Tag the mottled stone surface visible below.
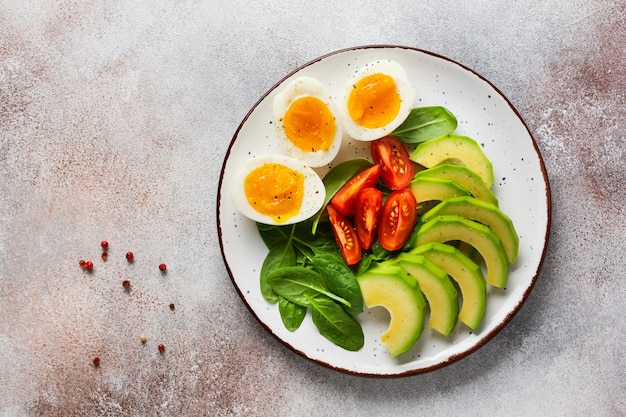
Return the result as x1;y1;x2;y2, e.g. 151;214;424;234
0;1;624;416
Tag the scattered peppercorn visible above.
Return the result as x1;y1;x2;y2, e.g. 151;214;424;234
84;261;94;271
122;280;130;289
158;344;165;352
158;263;167;272
101;241;109;250
79;259;86;269
92;357;100;366
169;303;175;310
125;252;134;261
139;334;147;343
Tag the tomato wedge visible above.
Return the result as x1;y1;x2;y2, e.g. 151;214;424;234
354;187;383;250
327;205;361;266
378;188;418;251
371;136;415;190
331;164;381;216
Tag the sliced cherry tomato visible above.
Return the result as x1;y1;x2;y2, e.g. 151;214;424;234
327;204;361;266
354;187;383;250
331;164;381;217
378;188;418;251
371;136;415;190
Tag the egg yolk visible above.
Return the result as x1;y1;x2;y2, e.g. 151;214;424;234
283;96;336;152
244;163;305;223
347;73;400;129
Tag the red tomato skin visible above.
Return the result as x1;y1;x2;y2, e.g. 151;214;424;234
327;205;362;266
331;164;381;217
378;188;418;251
354;187;383;250
371;136;415;190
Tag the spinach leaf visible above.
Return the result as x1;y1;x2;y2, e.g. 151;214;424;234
266;267;351;308
299;234;339;258
256;205;366;351
371;239;393;260
311;158;373;234
392;106;457;144
257;223;293;249
278;296;307;331
354;240;397;276
307;295;364;351
311;253;363;317
290;223;339;261
259;221;331;253
355;253;377;276
260;240;296;302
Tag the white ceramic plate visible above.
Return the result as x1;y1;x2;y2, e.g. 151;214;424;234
217;45;551;377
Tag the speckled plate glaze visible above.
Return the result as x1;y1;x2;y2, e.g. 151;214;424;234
217;45;551;377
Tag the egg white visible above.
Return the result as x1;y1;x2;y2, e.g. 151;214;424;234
273;76;342;167
340;59;415;142
231;154;326;226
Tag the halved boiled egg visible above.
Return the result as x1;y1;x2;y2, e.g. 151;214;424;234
231;154;326;225
273;76;342;167
340;59;415;141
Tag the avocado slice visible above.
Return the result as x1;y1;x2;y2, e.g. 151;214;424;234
409;176;470;207
395;253;459;336
357;264;426;357
413;214;509;288
414;164;499;207
411;242;486;330
410;134;494;187
421;196;519;263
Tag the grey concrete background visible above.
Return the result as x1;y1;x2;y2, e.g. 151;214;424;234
1;1;624;416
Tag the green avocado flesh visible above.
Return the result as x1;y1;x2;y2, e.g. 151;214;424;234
357;264;426;357
414;164;499;207
413;214;509;288
420;196;519;263
395;253;459;336
409;176;470;206
410;134;494;188
411;242;486;330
